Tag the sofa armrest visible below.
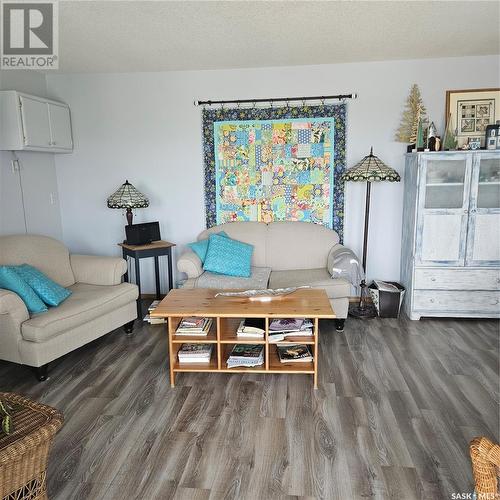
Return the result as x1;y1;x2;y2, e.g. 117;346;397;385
0;289;28;364
70;254;127;286
177;250;203;279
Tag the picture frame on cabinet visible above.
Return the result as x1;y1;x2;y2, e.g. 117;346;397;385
445;88;500;148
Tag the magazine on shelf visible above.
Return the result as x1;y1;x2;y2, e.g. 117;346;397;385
236;318;265;338
180;316;206;328
227;344;264;368
268;328;313;343
268;318;313;339
269;318;305;332
176;317;213;336
229;344;264;359
178;343;213;363
277;344;313;363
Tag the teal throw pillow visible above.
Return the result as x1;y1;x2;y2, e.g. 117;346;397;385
12;264;71;307
0;266;47;314
188;231;229;263
203;234;253;278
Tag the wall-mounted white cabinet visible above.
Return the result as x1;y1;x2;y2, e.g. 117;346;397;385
0;91;73;153
401;151;500;320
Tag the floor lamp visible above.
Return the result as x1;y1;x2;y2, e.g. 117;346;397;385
341;148;401;318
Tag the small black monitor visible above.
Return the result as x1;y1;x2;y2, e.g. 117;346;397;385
125;222;161;245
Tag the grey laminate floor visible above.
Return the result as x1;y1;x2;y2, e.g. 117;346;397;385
0;315;498;500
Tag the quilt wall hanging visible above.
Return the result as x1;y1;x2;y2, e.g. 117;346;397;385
202;104;346;241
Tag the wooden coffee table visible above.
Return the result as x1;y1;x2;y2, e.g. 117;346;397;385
150;288;336;388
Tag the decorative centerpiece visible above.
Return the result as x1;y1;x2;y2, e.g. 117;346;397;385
215;286;310;301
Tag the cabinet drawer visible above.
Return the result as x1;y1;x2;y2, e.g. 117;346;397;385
413;290;500;314
414;268;500;290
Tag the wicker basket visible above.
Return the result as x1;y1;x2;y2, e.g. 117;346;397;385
0;393;63;500
470;436;500;499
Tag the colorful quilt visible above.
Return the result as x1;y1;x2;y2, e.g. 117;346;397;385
202;104;346;241
214;118;335;227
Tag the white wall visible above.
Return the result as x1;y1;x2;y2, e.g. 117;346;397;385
46;55;499;292
0;70;63;240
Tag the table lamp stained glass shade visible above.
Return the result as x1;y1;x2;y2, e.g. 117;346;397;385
107;180;149;225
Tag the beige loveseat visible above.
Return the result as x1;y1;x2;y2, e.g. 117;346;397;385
177;221;353;329
0;235;138;380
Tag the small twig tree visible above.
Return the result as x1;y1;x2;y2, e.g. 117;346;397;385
395;84;427;144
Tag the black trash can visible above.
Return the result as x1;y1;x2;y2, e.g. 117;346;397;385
368;281;405;318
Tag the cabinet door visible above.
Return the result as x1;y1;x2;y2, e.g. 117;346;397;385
466;153;500;266
48;102;73;150
416;154;472;266
19;95;51;149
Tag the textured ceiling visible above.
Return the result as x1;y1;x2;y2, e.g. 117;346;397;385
57;1;500;73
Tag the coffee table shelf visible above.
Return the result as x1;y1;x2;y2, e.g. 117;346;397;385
150;288;335;388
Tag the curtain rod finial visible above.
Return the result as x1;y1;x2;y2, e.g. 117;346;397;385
193;100;200;106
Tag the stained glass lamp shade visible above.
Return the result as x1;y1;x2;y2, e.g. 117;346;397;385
341;148;401;318
342;147;401;182
107;180;149;225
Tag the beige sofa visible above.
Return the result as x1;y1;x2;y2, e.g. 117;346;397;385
0;235;138;380
177;221;353;330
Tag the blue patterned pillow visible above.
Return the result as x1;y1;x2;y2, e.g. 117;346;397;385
0;266;47;314
188;231;228;263
203;234;253;277
12;264;71;307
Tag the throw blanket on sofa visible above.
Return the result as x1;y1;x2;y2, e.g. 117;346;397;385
202;104;347;241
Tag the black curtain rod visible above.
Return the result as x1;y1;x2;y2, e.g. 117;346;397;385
193;93;357;106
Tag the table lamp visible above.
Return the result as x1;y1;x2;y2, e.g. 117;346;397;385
107;180;149;225
341;148;401;318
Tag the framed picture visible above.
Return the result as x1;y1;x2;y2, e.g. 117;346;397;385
445;88;500;147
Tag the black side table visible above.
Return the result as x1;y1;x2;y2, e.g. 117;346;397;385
119;240;176;318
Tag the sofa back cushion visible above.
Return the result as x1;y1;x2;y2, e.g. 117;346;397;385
0;235;75;287
198;222;268;267
267;221;340;270
197;221;340;271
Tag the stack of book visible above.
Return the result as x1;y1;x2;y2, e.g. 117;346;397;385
227;344;264;368
143;300;165;324
236;318;265;338
268;318;313;342
177;344;213;363
175;317;213;336
277;344;313;363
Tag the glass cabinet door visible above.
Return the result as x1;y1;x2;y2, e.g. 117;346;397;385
466;153;500;265
416;154;472;265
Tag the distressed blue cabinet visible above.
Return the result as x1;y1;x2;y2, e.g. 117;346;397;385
401;151;500;320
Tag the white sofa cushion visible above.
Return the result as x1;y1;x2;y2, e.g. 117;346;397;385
21;282;138;342
0;234;75;287
269;269;350;299
193;266;271;290
198;222;268;267
266;221;340;270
